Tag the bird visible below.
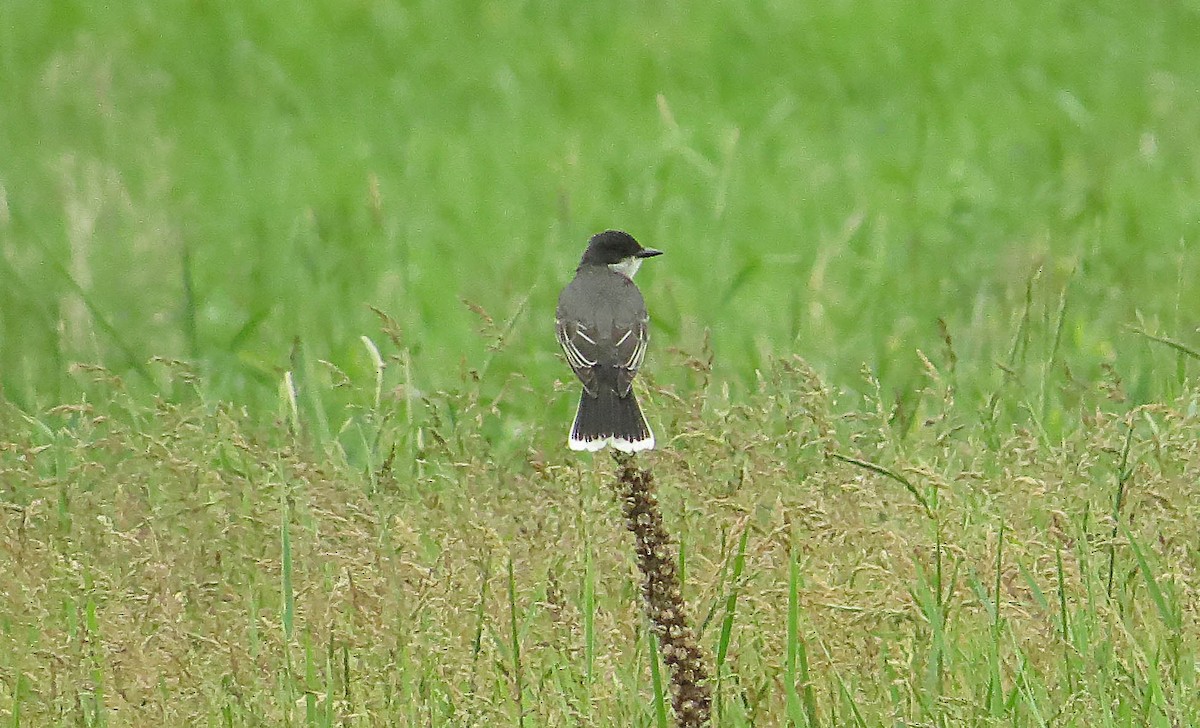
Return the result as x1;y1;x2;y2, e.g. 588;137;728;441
556;230;663;452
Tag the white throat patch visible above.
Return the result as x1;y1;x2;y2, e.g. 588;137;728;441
608;256;642;279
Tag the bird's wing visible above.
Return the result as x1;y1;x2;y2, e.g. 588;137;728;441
556;317;599;396
613;315;649;397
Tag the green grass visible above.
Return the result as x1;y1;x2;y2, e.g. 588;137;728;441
2;0;1200;725
3;365;1199;725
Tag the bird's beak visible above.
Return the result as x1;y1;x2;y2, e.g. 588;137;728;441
636;248;664;258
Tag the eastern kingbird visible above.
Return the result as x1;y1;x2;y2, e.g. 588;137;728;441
556;230;662;452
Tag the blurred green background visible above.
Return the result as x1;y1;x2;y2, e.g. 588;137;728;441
2;0;1199;434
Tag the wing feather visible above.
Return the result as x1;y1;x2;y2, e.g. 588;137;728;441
556;318;599;395
614;316;649;396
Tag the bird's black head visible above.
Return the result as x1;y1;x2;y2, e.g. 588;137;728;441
579;230;663;267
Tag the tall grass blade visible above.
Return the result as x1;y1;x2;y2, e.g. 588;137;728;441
281;474;295;641
507;558;525;727
45;254;156;386
648;631;669;728
583;545;595;702
1055;546;1074;692
1106;424;1135;599
466;554;491;708
1040;272;1073;423
715;525;750;720
304;632;318;726
1133;328;1200;362
830;453;931;516
180;241;198;359
786;543;818;727
1121;526;1178;631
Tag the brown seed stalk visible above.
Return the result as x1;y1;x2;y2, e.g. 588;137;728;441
612;453;711;727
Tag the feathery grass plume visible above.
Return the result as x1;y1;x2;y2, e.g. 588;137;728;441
612;453;711;726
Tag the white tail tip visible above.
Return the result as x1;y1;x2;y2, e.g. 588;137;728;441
569;434;655;452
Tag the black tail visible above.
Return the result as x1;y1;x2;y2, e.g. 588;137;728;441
569;387;654;452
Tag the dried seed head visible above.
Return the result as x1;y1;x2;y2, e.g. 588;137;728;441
613;457;711;726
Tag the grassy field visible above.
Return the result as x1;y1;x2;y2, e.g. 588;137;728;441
2;0;1200;725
